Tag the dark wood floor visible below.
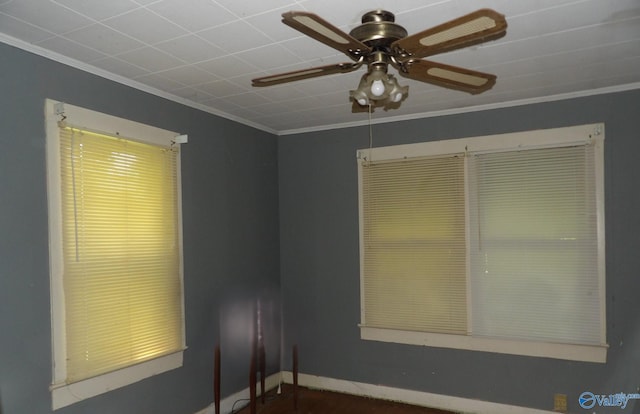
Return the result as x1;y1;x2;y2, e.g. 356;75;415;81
233;384;454;414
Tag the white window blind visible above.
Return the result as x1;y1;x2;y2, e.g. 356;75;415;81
358;124;606;362
361;155;467;334
468;145;601;345
59;125;183;382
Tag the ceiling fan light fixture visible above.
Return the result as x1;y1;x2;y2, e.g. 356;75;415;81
350;75;371;106
391;90;404;103
387;75;409;103
350;69;408;107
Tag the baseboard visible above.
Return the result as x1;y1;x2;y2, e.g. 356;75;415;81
279;371;554;414
194;370;554;414
194;372;282;414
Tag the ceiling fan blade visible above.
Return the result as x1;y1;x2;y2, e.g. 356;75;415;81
400;60;496;94
282;11;372;60
392;9;507;60
252;62;361;87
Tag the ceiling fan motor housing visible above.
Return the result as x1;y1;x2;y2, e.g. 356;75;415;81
349;10;408;48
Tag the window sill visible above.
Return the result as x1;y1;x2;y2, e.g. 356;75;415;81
360;326;607;363
50;350;183;410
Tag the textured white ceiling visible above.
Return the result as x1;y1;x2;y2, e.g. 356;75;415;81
1;0;639;134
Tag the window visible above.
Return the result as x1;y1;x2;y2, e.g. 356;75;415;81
357;124;607;363
46;100;186;409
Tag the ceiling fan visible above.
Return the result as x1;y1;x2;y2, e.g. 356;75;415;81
252;9;507;112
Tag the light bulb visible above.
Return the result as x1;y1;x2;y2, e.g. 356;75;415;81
370;79;385;97
357;98;368;106
392;92;403;102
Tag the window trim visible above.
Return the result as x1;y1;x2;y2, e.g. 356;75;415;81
45;99;186;409
357;124;607;363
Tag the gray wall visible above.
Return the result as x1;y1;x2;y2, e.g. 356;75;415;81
278;90;640;412
3;38;640;414
0;43;280;414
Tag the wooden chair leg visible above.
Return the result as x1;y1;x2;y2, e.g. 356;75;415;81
250;300;259;414
249;346;257;414
293;345;299;410
259;343;266;404
214;345;221;414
